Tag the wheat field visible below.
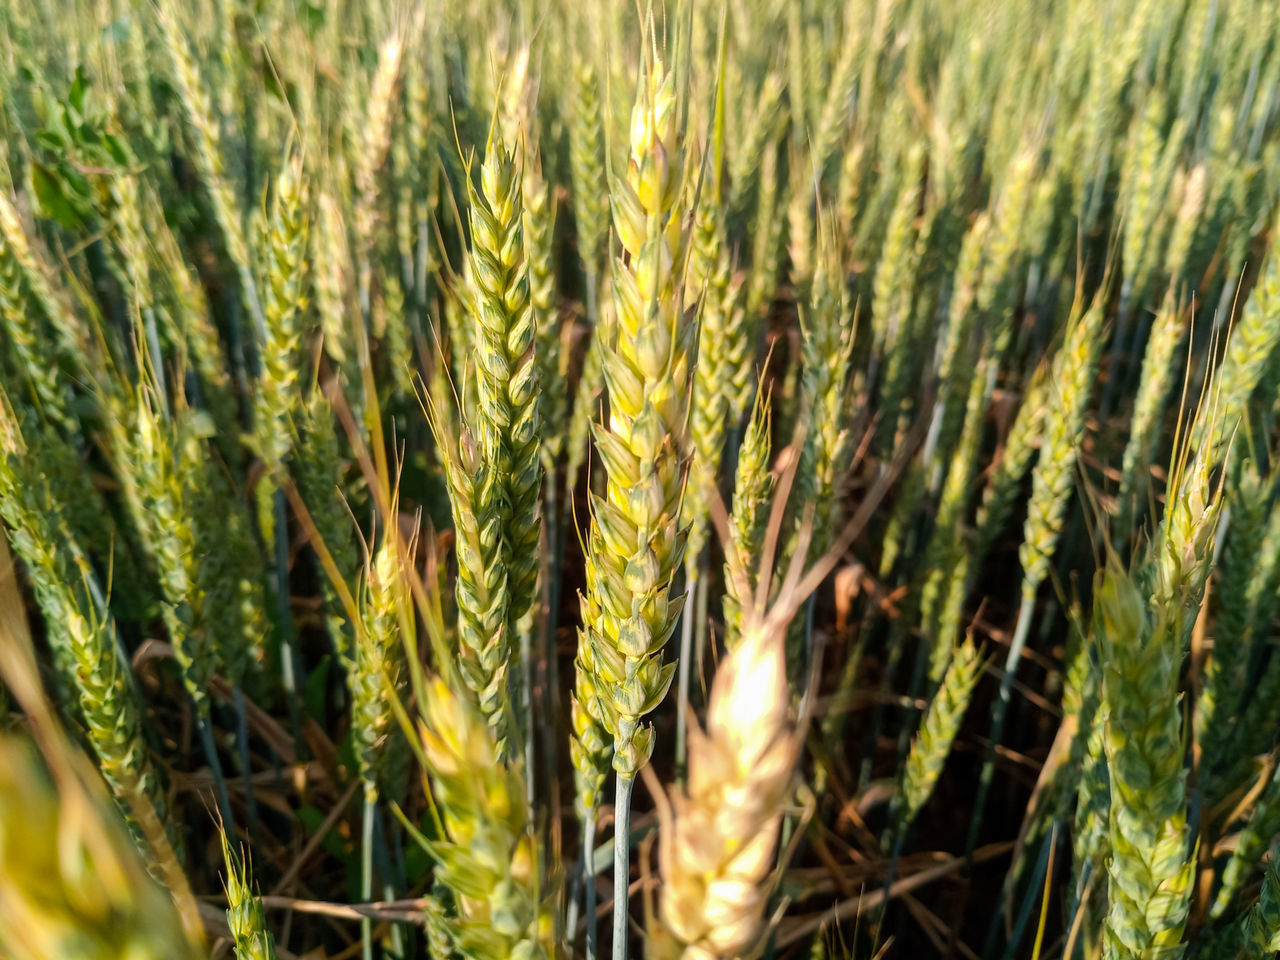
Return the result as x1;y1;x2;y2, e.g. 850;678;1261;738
1;1;1280;959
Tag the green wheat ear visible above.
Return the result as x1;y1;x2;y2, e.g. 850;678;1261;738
1096;554;1196;960
220;832;279;960
723;382;774;648
581;57;692;780
900;635;982;827
415;674;552;957
466;127;543;644
0;400;172;863
1238;859;1280;959
433;407;519;758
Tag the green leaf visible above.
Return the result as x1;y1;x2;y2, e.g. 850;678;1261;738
303;654;331;722
296;804;348;862
30;161;83;230
68;65;87;116
33;130;66;153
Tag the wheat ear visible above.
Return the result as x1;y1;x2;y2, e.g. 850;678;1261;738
723;386;774;648
580;55;693;960
415;675;551;957
469;129;543;642
220;832;279;960
654;623;798;960
1095;556;1195;960
900;635;982;828
0;737;203;960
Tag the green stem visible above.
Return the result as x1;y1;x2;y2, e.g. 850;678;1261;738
585;809;598;959
274;489;302;741
613;774;634;960
693;566;709;693
197;712;235;833
376;807;407;959
521;614;535;809
542;471;564;803
675;568;695;777
992;821;1059;960
361;795;375;960
233;684;259;844
966;592;1035;861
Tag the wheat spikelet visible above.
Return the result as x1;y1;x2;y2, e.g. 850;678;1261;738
0;215;71;431
145;186;238;437
974;360;1050;559
127;390;217;716
157;6;262;331
789;237;855;570
314;189;355;367
1119;97;1182;312
978;146;1038;361
566;317;605;485
296;397;362;665
685;197;735;582
1198;224;1280;463
423;887;457;960
785;166;815;296
1071;647;1110;931
352;33;403;278
813;10;860;178
1096;535;1207;960
1196;464;1269;786
653;624;798;960
726;72;785;238
927;212;990;481
872;147;925;437
0;190;82;368
746;139;785;325
353;534;408;802
1212;763;1280;921
1236;859;1280;959
523;158;565;467
1164;164;1208;285
920;356;989;679
570;60;608;286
